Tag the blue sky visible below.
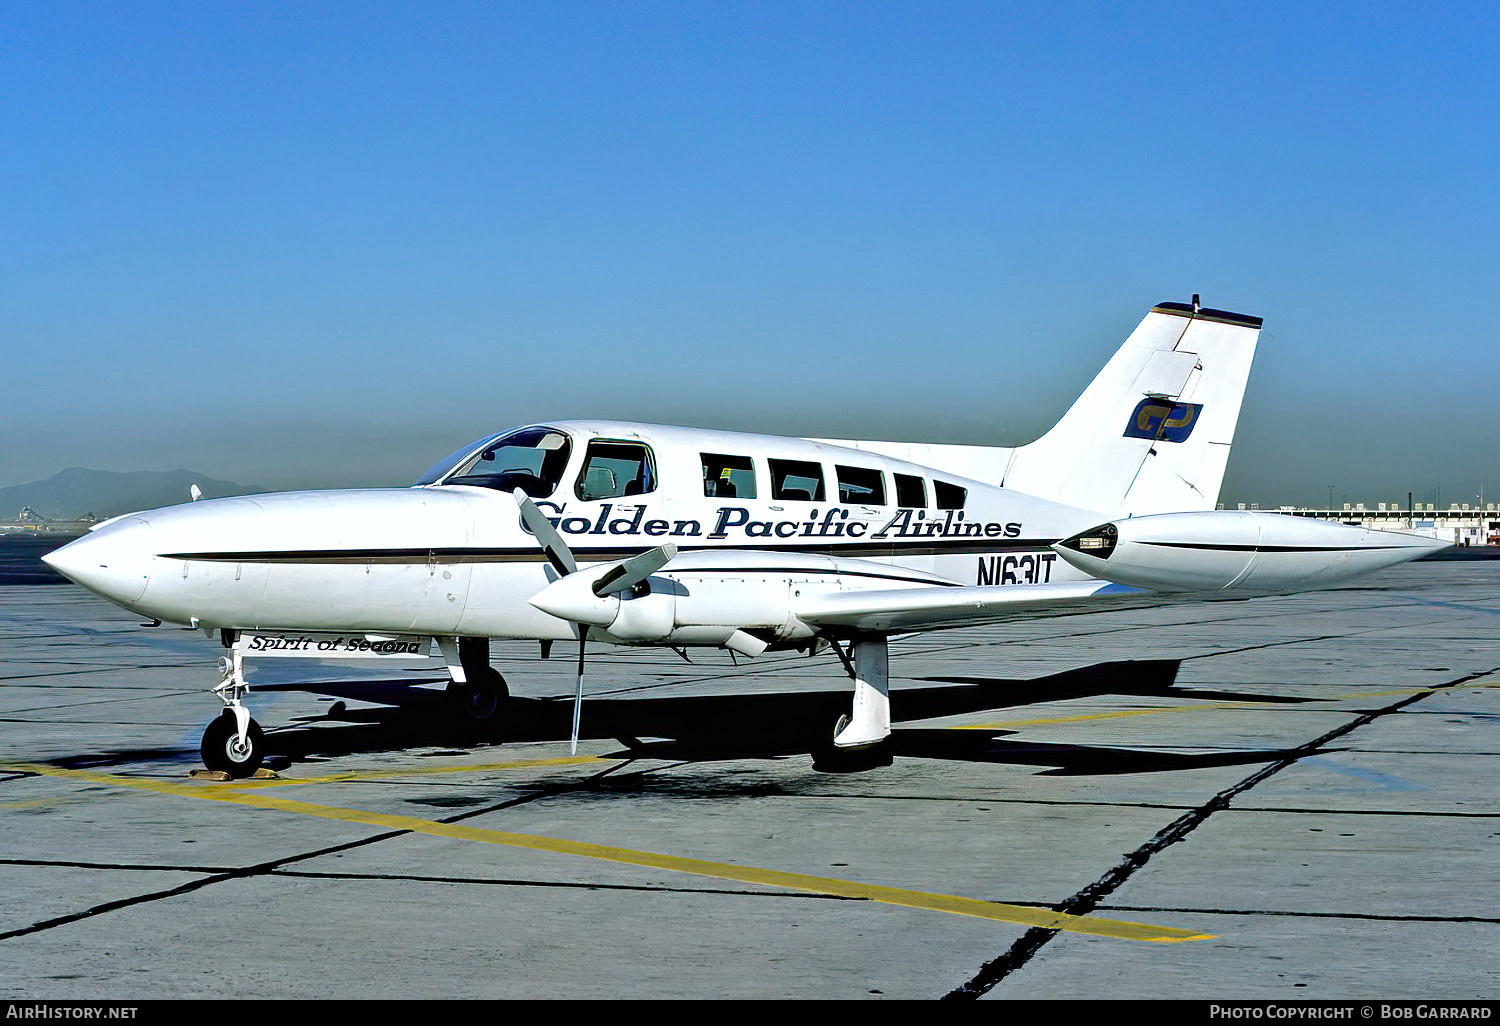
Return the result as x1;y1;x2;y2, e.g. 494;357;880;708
5;1;1497;508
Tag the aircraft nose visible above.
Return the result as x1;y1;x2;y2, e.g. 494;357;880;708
42;517;154;607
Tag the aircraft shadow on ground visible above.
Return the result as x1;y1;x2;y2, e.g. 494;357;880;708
230;657;1321;777
43;658;1323;777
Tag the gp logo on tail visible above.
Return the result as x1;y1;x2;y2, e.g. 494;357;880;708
1123;399;1203;442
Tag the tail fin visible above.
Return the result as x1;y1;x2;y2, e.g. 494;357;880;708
1000;300;1261;516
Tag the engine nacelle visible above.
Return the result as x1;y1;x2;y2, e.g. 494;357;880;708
1053;511;1445;592
528;548;956;650
527;569;794;648
604;590;677;641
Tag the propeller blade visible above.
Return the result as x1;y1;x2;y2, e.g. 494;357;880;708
591;543;677;597
570;631;586;755
514;488;577;576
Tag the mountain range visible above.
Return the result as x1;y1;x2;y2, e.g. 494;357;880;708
0;468;264;520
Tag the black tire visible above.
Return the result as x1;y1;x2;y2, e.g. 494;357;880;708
812;742;893;774
201;713;264;778
447;667;510;722
811;714;892;773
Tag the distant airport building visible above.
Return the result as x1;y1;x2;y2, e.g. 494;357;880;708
1;510;97;536
1221;502;1500;547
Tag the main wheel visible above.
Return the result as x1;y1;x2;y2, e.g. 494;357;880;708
201;713;264;777
812;713;892;773
447;667;510;721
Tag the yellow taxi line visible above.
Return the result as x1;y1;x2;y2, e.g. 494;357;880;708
0;796;64;811
3;760;1211;944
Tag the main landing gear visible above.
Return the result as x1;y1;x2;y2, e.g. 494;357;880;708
443;636;511;727
814;634;894;773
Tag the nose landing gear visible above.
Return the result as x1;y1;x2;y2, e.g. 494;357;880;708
200;632;265;779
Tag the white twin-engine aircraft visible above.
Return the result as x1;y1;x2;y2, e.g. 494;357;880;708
44;299;1443;776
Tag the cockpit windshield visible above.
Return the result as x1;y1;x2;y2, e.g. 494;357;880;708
424;427;574;498
413;434;505;486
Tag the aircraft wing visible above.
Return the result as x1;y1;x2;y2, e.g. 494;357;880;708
791;580;1143;633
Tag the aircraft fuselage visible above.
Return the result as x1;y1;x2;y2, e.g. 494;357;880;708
44;420;1105;642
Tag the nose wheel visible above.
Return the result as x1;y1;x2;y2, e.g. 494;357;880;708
201;711;264;777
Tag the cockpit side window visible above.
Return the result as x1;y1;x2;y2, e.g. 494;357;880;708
440;427;573;498
576;440;657;501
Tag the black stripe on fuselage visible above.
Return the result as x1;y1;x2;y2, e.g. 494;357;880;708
156;548;964;588
159;537;1062;566
1138;541;1408;553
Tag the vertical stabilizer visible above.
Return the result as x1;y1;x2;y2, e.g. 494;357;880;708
1001;300;1261;516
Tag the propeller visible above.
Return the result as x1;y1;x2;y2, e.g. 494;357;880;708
514;488;576;577
513;489;676;754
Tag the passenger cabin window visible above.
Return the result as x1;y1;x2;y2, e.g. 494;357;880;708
702;453;756;499
934;480;967;510
438;427;573;498
836;465;886;505
768;458;825;501
577;440;656;500
894;473;926;508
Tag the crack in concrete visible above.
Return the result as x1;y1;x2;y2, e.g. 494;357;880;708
0;759;640;942
942;665;1500;1001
